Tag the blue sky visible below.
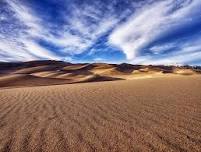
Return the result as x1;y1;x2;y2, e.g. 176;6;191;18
0;0;201;65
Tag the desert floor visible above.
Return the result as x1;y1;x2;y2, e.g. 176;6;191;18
0;75;200;152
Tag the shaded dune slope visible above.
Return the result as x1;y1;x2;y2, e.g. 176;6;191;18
0;60;200;88
0;74;70;88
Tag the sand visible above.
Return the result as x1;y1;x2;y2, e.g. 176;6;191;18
0;61;200;88
0;75;200;152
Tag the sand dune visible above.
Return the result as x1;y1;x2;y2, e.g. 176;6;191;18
0;60;200;88
0;74;70;88
13;65;59;74
0;76;200;151
173;69;196;75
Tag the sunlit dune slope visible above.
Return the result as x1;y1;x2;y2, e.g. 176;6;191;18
0;60;200;88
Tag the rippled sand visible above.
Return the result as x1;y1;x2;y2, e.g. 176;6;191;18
0;76;200;152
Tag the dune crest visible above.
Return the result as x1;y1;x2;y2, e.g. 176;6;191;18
0;60;200;88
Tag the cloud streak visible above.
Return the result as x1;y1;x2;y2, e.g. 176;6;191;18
109;0;201;64
0;0;201;65
0;0;60;61
0;0;125;61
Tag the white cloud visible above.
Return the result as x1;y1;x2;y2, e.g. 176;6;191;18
0;0;60;61
6;0;43;36
1;0;200;64
0;39;37;61
1;0;123;62
150;43;176;54
22;39;60;60
109;0;201;61
146;51;201;65
130;41;201;65
62;3;120;54
0;36;60;62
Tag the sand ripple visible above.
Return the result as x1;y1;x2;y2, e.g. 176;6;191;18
0;76;200;152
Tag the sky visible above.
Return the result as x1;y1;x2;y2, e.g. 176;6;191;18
0;0;201;65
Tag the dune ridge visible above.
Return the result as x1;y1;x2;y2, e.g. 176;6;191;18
0;60;200;151
0;60;200;88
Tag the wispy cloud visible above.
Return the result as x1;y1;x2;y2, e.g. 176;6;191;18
131;37;201;65
132;51;201;65
0;0;201;65
60;1;122;54
109;0;201;63
0;0;60;61
0;0;123;61
150;43;176;54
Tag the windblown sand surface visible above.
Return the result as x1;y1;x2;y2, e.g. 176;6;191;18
0;75;200;152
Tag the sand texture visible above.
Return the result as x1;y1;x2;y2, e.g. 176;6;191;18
0;76;200;152
0;60;201;88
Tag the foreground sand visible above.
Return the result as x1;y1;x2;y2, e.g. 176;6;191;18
0;76;201;152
